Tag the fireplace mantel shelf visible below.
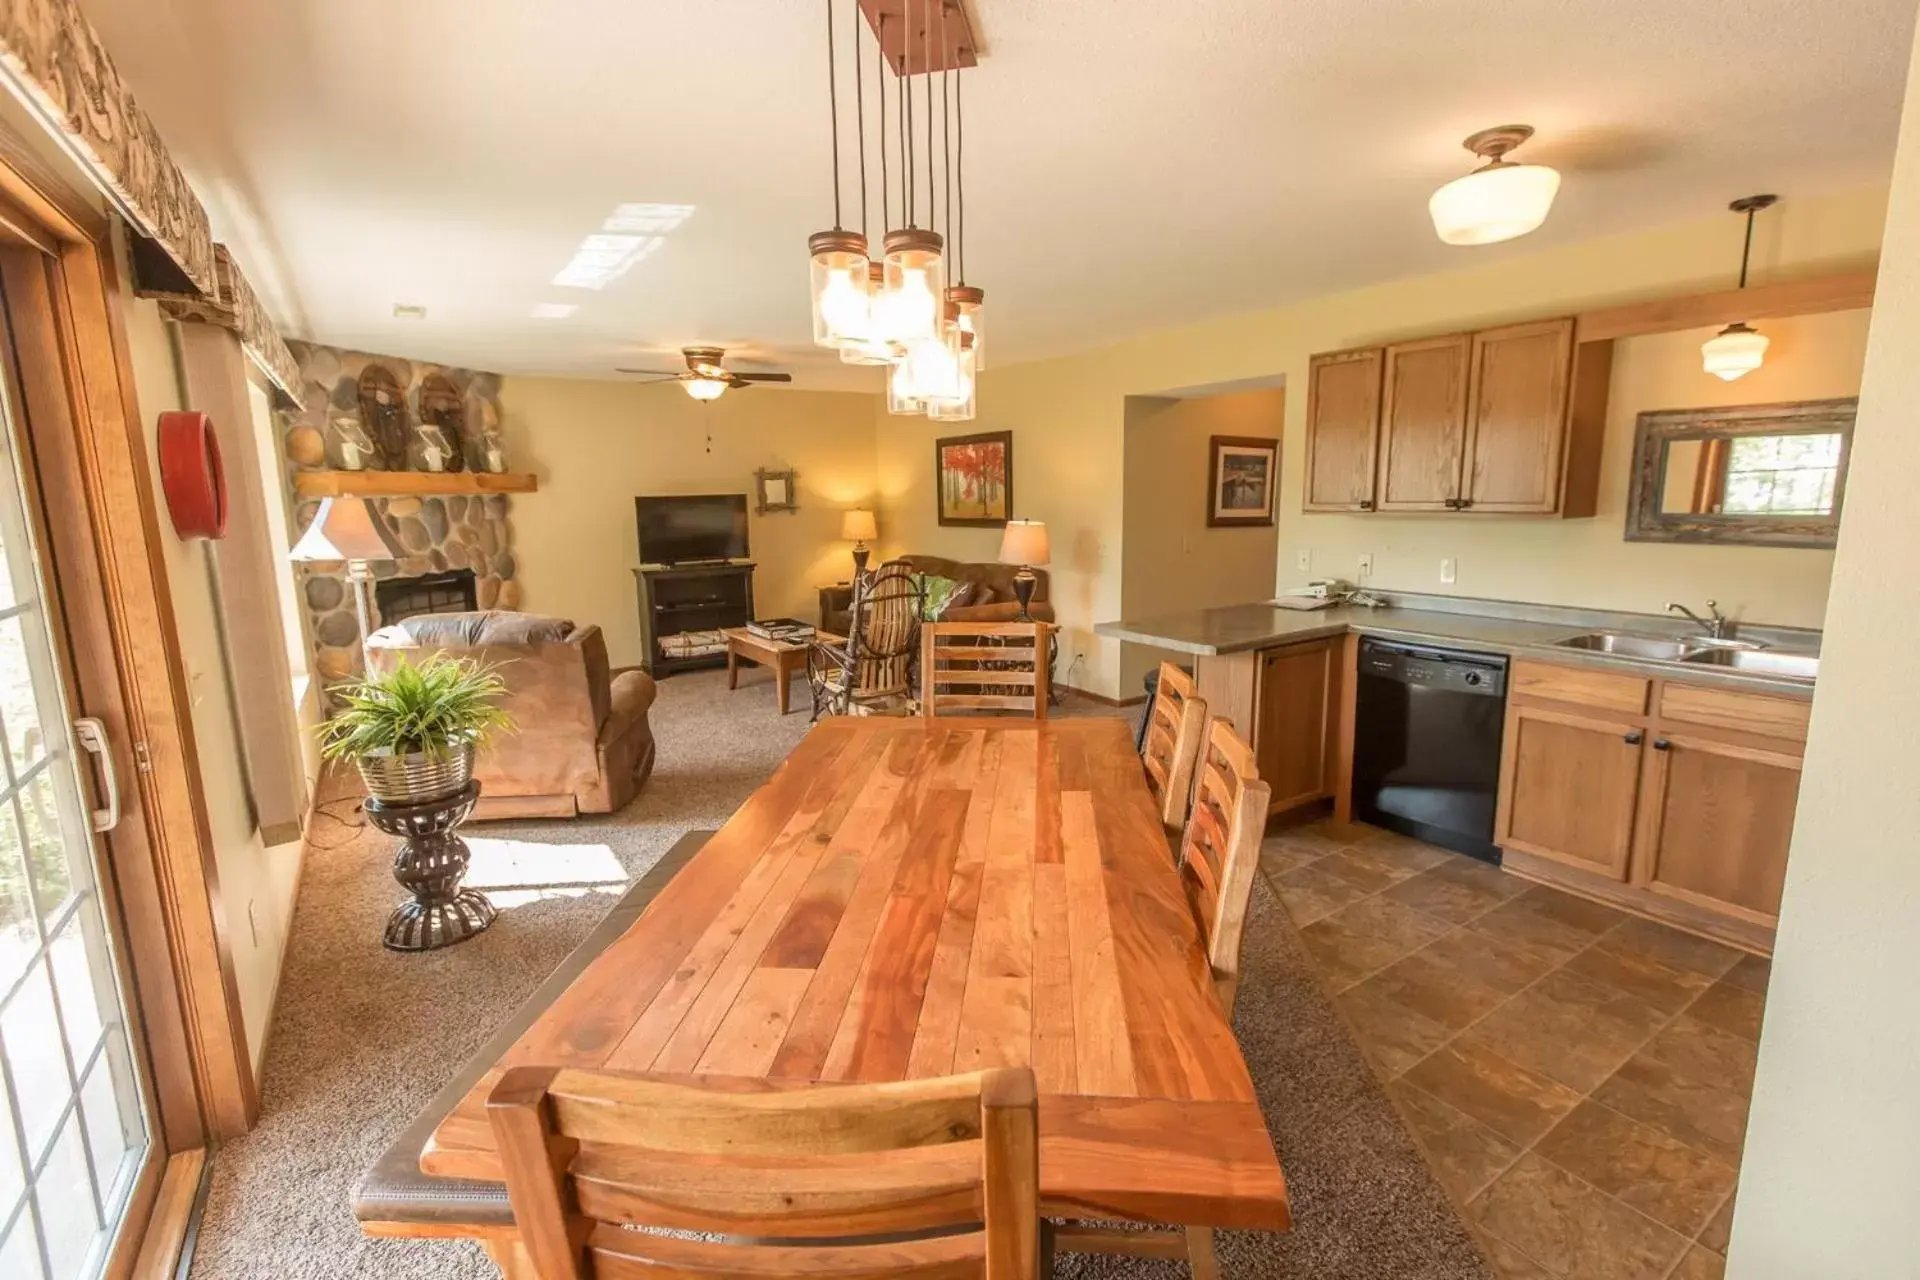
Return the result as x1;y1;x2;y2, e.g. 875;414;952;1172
293;470;538;500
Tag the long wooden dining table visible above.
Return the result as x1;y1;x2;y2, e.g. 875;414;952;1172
404;715;1289;1265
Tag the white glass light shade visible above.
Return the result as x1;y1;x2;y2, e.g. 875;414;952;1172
1701;323;1769;381
683;376;729;401
808;231;869;349
947;285;985;371
838;263;894;366
1429;163;1562;246
289;497;398;563
881;229;945;347
926;332;977;422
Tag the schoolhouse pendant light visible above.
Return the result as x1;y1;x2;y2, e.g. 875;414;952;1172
1429;125;1561;247
1701;194;1779;382
809;1;870;349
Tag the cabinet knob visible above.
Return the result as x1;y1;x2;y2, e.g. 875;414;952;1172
1443;497;1460;510
1358;499;1375;511
1624;731;1644;746
1460;498;1475;510
1653;738;1671;752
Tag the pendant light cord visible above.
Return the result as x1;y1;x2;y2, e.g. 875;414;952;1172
852;0;866;241
941;6;952;255
903;15;915;227
924;0;935;235
1737;206;1756;290
877;14;888;233
826;0;842;229
956;46;966;283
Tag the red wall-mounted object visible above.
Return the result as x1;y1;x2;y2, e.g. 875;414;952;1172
157;410;227;540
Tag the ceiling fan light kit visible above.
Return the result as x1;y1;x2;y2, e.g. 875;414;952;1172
813;0;984;421
1429;124;1562;246
1701;193;1780;381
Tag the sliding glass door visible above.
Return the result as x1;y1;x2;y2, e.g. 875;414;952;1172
0;278;151;1278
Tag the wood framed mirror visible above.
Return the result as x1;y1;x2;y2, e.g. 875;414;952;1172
1625;397;1855;548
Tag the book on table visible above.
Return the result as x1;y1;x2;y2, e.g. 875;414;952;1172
745;617;815;643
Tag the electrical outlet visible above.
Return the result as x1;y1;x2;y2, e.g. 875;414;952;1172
1358;552;1374;578
1295;549;1311;572
1440;557;1457;585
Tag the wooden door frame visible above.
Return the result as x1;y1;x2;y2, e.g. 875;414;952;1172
0;147;258;1268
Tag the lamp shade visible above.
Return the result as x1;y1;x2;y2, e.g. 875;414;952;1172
1701;323;1769;381
998;518;1050;567
288;497;398;563
840;508;878;542
1429;163;1561;246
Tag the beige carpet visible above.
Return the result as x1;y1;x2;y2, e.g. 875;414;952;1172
185;668;1491;1279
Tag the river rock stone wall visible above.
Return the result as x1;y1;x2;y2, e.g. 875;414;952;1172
277;341;519;684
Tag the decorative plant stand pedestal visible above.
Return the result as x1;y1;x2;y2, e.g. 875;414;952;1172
364;781;496;952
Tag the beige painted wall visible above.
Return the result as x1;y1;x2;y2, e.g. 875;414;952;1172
1728;22;1920;1273
1286;309;1867;626
498;378;879;669
121;290;303;1071
1120;388;1286;692
875;186;1886;699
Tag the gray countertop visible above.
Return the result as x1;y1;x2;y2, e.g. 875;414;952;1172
1095;599;1822;697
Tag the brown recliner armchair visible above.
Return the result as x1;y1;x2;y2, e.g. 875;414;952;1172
820;555;1053;634
364;612;657;820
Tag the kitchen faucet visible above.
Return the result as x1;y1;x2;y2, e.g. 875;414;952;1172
1667;599;1730;640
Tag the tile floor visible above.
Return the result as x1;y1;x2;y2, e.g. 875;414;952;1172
1264;821;1768;1280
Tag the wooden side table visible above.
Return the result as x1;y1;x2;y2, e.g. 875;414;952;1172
723;627;844;715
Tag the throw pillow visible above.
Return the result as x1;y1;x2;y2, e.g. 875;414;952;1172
916;574;973;620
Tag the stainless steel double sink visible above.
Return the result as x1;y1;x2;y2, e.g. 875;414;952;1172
1554;632;1820;680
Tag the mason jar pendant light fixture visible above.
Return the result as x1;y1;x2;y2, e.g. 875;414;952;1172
1429;125;1562;246
1701;194;1779;382
808;0;869;349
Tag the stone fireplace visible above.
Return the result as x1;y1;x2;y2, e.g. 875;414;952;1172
276;340;522;685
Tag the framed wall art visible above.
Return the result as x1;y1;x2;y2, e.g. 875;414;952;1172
1207;435;1278;527
935;430;1013;527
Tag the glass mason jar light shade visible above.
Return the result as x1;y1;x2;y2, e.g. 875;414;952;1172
809;230;870;349
1429;162;1561;246
839;262;895;366
927;332;977;422
887;355;927;415
947;284;985;371
881;228;945;347
1701;322;1769;381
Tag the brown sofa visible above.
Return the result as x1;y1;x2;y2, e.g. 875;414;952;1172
820;555;1054;635
364;612;657;820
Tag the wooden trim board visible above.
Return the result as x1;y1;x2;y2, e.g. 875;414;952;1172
293;469;537;499
1574;268;1877;343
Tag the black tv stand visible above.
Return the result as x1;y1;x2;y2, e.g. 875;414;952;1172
634;562;756;676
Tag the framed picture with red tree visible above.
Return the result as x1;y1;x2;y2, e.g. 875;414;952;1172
934;430;1013;527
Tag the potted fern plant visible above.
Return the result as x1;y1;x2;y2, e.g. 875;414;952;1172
318;654;515;805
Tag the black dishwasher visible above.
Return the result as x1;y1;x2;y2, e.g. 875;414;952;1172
1352;639;1509;863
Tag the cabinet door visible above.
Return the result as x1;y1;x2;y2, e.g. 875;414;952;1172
1494;703;1644;880
1257;639;1336;811
1462;318;1574;513
1377;334;1470;511
1631;731;1801;927
1303;348;1383;511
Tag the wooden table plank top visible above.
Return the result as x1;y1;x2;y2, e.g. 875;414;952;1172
421;717;1288;1230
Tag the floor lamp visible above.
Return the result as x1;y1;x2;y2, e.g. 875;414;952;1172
289;496;399;665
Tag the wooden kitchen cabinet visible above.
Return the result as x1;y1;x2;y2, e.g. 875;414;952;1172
1196;636;1343;815
1494;658;1807;953
1495;703;1644;881
1462;318;1574;512
1300;314;1599;517
1302;348;1383;511
1257;639;1339;811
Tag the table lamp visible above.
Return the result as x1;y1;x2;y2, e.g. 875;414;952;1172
998;518;1050;622
841;507;879;577
289;496;400;661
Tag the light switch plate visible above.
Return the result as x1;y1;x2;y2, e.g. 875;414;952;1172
1440;557;1457;585
1358;552;1374;578
1296;549;1311;572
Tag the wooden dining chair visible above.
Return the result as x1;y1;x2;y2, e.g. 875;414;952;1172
1057;719;1268;1280
486;1065;1042;1280
1140;663;1208;846
1180;718;1271;1020
921;621;1050;719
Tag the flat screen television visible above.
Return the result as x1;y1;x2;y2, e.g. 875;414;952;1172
636;494;750;565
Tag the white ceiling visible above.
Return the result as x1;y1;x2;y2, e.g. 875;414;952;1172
81;0;1915;389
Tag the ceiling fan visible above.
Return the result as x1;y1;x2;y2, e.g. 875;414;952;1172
616;346;793;401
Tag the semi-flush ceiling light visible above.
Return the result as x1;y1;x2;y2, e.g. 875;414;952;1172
1429;125;1561;247
683;376;729;402
1701;194;1779;382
